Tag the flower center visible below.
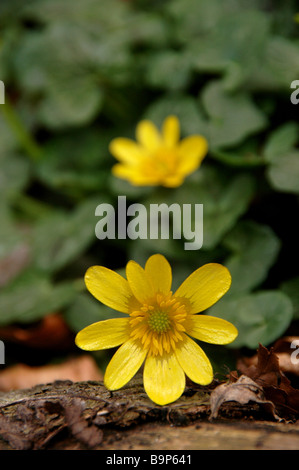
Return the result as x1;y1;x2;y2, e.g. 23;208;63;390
142;148;178;179
148;310;171;333
129;292;188;357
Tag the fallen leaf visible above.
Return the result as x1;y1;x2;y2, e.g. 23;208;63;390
0;355;103;391
0;313;74;350
210;374;279;420
237;344;299;418
237;343;281;387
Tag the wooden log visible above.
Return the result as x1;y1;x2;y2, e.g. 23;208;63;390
0;375;298;450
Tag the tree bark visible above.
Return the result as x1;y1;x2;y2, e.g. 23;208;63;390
0;374;298;450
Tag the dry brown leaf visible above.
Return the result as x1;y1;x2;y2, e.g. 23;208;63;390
0;355;103;391
237;343;281;387
210;374;279;420
0;313;74;350
237;344;299;418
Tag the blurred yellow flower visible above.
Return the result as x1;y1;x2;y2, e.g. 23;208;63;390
75;254;238;405
109;115;208;187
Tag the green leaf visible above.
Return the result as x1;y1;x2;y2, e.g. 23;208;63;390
35;128;111;196
13;24;104;129
145;50;191;91
266;150;299;194
0;153;31;201
31;198;101;273
168;167;255;250
208;291;293;349
166;0;222;43
39;75;103;130
223;220;281;295
64;292;125;333
144;94;208;137
0;204;27;259
200;80;267;149
187;9;269;84
280;277;299;320
125;12;170;47
0;110;32;200
0;114;19;154
211;144;265;168
167;0;269;56
22;0;133;31
128;167;255;252
263;122;299;160
0;271;77;325
249;37;299;90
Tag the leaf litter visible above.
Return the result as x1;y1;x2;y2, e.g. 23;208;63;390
210;343;299;421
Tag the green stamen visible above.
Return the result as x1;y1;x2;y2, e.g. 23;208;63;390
148;310;170;333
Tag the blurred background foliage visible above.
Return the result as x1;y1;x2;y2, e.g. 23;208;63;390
0;0;299;377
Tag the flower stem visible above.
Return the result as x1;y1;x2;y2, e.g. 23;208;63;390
14;194;53;219
1;99;42;161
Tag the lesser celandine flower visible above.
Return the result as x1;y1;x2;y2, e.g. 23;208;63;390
109;115;208;188
75;254;238;406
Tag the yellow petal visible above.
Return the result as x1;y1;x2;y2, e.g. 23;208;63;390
112;164;158;186
109;138;144;164
104;338;147;390
175;334;213;385
85;266;133;313
175;263;231;314
136;119;161;151
145;254;172;295
162;115;180;148
126;260;155;303
111;163;134;180
75;318;130;351
177;135;208;174
189;315;238;344
162;174;185;187
143;352;185;405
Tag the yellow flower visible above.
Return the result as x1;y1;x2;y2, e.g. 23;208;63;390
109;115;208;188
75;254;238;405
